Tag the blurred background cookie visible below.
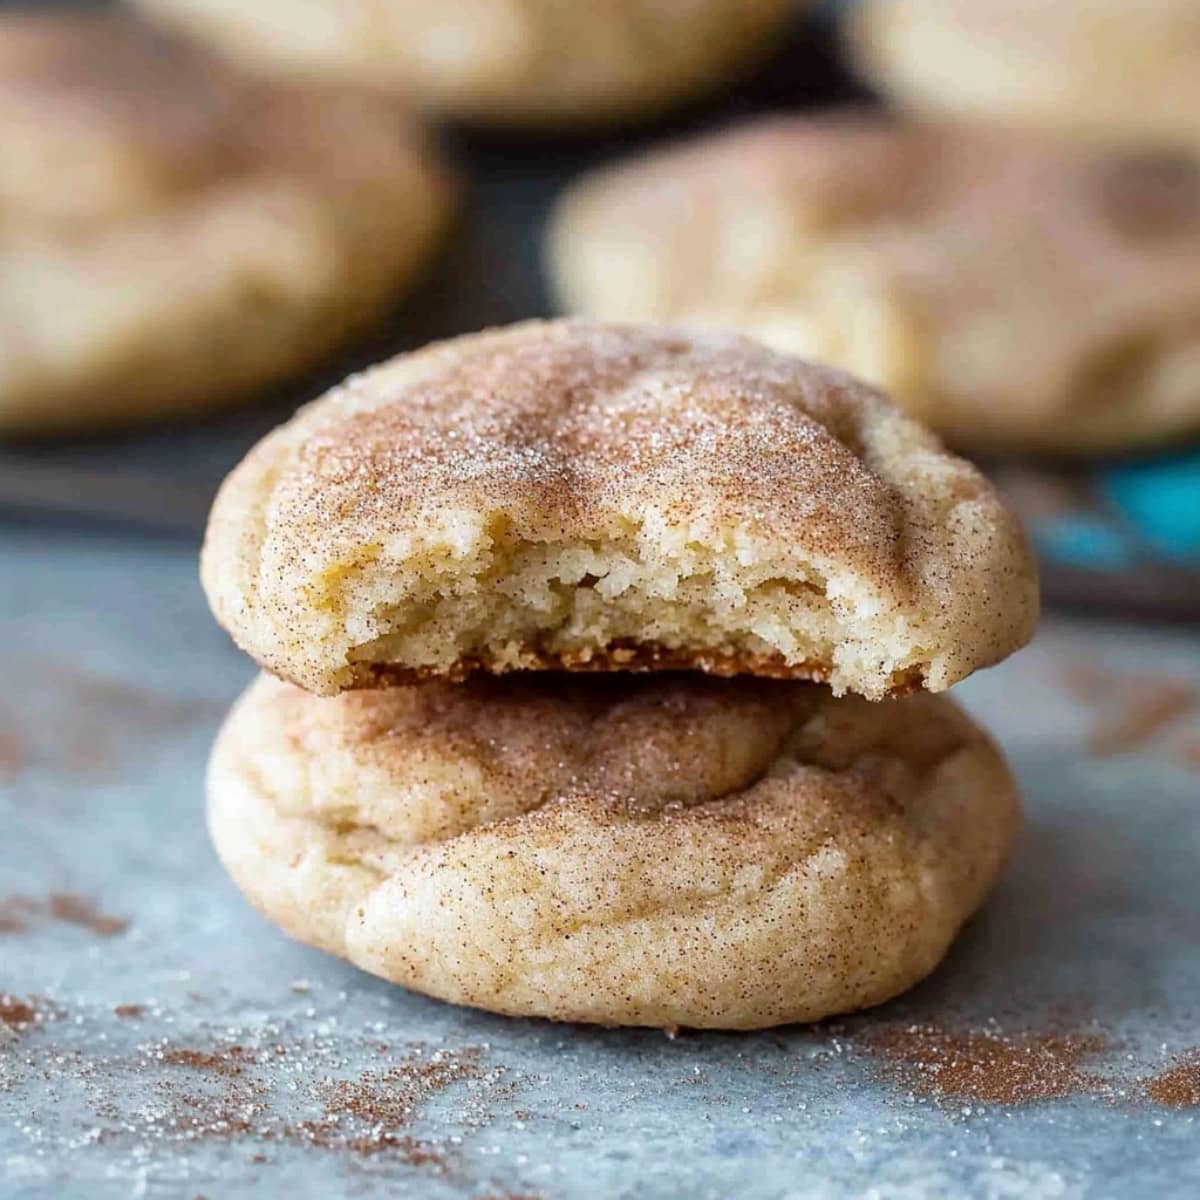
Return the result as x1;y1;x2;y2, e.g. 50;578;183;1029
131;0;801;129
549;115;1200;456
208;671;1020;1029
848;0;1200;151
0;12;454;435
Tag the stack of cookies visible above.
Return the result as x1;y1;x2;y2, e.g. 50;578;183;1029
201;320;1038;1030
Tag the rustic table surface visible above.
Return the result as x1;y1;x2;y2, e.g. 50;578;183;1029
1;523;1199;1200
3;6;1200;1196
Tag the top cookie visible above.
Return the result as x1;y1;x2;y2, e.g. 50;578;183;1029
0;13;452;434
549;114;1200;455
202;321;1037;698
133;0;799;129
849;0;1200;151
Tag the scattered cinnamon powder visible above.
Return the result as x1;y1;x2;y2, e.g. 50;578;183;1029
1060;665;1196;757
48;893;128;936
861;1022;1106;1104
0;893;127;937
48;664;223;778
321;1050;482;1128
1088;686;1197;756
0;895;37;934
1145;1052;1200;1107
7;1024;508;1176
161;1047;248;1076
262;1048;489;1167
1178;735;1200;771
0;994;38;1029
0;657;224;782
0;726;27;776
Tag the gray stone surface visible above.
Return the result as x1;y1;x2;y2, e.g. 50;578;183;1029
2;525;1199;1199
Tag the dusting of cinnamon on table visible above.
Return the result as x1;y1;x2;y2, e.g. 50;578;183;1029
1060;664;1196;756
1145;1052;1200;1107
0;994;39;1029
48;893;128;936
860;1021;1106;1104
0;892;128;937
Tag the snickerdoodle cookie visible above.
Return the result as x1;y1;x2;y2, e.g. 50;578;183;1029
0;13;453;434
208;671;1020;1029
848;0;1200;151
549;115;1200;455
132;0;799;129
200;321;1037;699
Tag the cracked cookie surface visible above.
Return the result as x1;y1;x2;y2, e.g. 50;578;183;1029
201;320;1037;699
0;12;452;433
208;671;1020;1029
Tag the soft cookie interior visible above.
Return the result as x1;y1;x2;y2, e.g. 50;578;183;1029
202;322;1038;698
329;516;930;695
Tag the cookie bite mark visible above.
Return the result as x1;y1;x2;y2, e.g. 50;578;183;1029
343;642;926;697
202;321;1037;698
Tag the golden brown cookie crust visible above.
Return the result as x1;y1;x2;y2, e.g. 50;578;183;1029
341;641;924;695
201;321;1037;699
209;672;1021;1029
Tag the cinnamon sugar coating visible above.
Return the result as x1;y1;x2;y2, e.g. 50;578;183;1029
549;114;1200;454
133;0;799;129
849;0;1200;152
208;671;1020;1029
202;321;1037;698
0;12;453;433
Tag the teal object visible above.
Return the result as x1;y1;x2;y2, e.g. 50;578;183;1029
1102;455;1200;563
1032;514;1134;571
5;526;1200;1199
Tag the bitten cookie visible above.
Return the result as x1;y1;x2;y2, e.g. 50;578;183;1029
208;671;1021;1030
0;13;453;434
848;0;1200;151
549;115;1200;455
133;0;799;129
200;321;1037;699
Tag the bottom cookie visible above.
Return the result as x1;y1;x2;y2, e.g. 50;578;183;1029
207;672;1019;1030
